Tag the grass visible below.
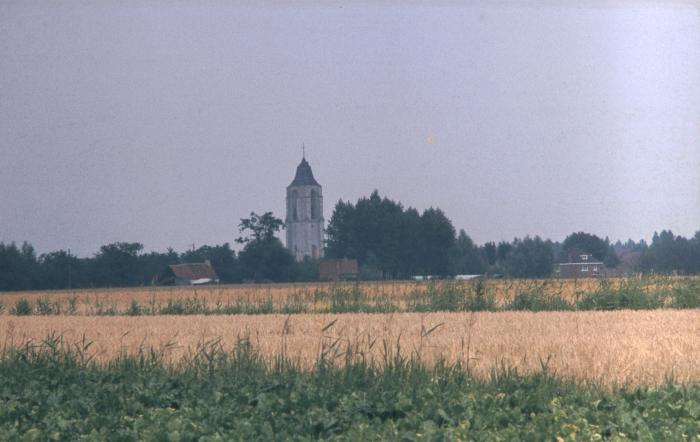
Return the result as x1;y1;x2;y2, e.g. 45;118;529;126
1;334;699;440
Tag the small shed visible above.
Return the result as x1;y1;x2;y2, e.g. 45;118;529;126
160;261;219;285
319;258;359;281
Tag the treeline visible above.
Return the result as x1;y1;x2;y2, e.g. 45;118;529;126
325;191;699;279
1;191;699;291
0;212;318;291
0;240;323;292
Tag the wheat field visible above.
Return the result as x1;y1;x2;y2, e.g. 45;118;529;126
0;276;690;314
3;310;699;387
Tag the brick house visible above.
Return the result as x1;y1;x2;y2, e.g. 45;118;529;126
554;254;605;278
319;258;359;281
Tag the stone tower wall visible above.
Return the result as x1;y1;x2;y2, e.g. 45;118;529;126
286;184;324;260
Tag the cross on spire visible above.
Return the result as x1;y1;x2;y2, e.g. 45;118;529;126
302;142;306;159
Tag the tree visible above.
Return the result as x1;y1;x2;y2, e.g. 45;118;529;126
419;208;456;276
561;232;608;261
481;242;497;267
503;236;554;278
236;212;285;244
453;230;486;275
37;250;83;289
397;207;423;276
325;199;355;260
91;242;144;287
325;191;458;278
640;230;694;274
0;242;38;291
236;212;295;282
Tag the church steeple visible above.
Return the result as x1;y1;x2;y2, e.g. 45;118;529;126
286;153;324;261
289;157;320;187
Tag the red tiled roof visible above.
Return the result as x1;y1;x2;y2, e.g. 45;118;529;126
168;262;218;281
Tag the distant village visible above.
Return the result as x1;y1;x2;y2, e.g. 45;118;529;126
0;158;695;291
164;158;650;286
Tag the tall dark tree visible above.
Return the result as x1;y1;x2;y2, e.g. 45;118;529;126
496;241;513;263
325;199;356;259
0;242;38;291
397;207;423;276
453;230;486;275
419;208;456;276
325;191;458;278
37;250;83;289
91;242;144;287
691;230;700;274
503;236;554;278
481;242;497;267
640;230;694;274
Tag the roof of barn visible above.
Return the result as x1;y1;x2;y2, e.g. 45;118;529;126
168;262;218;281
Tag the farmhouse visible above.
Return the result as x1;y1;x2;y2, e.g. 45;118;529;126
319;258;359;281
554;254;605;278
160;261;219;285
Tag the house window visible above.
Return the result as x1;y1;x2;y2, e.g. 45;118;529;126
581;265;589;272
580;254;589;261
593;266;599;273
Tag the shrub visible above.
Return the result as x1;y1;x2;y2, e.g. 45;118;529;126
507;291;572;311
36;298;60;315
465;279;497;311
11;298;32;315
671;280;700;309
576;279;664;310
127;300;142;316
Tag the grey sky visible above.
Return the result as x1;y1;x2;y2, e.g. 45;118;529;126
1;1;699;256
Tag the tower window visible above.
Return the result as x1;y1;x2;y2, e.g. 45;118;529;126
311;189;319;220
290;190;298;221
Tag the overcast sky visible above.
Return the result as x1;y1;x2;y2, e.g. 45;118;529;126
1;1;699;256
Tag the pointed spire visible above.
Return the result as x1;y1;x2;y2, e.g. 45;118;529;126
289;149;320;187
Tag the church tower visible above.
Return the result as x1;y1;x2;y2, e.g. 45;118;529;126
286;155;324;261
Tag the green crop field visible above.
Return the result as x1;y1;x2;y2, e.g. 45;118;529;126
1;339;700;441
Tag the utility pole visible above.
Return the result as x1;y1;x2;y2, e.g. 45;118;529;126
67;248;72;290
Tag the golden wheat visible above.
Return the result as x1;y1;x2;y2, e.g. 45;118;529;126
3;310;699;387
0;277;691;315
